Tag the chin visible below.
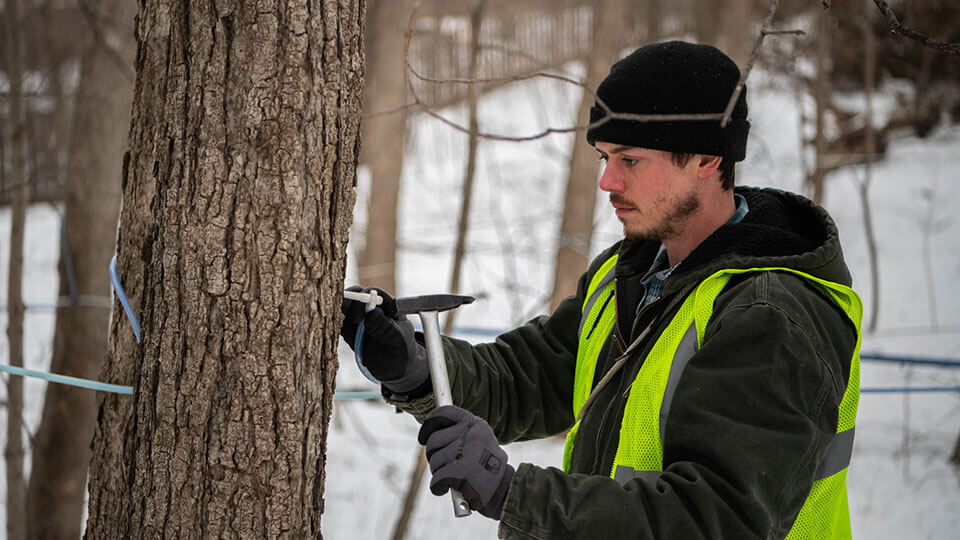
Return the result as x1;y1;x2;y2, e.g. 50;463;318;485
623;227;656;242
622;219;669;242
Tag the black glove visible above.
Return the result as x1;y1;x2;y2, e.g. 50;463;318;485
418;405;515;520
340;286;430;395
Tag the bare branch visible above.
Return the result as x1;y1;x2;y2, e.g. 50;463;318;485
403;0;790;142
762;29;805;36
363;102;420;120
870;0;960;57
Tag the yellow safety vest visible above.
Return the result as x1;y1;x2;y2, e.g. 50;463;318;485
563;255;862;540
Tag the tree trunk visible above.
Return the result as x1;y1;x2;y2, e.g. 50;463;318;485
809;7;830;205
358;0;412;292
83;1;364;537
549;0;624;311
392;5;483;539
444;0;484;335
645;0;663;41
694;0;719;47
859;16;880;335
715;0;758;67
26;1;135;538
4;0;29;537
952;431;960;467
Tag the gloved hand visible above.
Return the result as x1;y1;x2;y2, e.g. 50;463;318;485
340;286;430;395
418;405;515;520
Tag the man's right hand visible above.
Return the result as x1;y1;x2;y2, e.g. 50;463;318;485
340;286;431;396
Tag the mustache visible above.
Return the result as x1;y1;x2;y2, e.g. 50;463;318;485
609;195;635;209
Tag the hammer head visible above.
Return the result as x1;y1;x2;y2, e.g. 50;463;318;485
394;294;475;315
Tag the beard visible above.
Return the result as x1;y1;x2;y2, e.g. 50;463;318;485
619;190;700;242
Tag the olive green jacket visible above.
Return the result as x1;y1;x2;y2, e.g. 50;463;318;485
390;187;859;539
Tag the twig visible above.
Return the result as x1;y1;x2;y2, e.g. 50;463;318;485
870;0;960;57
363;102;420;120
762;29;805;36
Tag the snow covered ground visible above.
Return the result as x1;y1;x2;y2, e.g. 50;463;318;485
1;71;958;538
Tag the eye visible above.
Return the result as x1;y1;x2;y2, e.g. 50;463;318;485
621;157;638;166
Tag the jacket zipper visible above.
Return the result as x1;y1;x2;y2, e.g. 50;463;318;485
631;296;662;340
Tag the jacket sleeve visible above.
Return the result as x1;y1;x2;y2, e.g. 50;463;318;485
385;246;620;443
497;272;858;540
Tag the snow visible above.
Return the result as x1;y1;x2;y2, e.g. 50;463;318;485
2;72;959;538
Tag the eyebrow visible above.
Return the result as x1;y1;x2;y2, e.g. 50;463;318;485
597;145;635;156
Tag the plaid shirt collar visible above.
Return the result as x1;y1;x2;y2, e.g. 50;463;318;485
637;193;749;310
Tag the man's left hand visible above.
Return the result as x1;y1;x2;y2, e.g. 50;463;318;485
417;405;515;519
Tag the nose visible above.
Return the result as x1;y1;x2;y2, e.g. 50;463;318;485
598;162;622;194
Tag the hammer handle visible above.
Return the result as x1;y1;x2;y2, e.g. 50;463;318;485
419;310;473;518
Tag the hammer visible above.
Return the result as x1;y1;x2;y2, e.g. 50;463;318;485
343;290;476;518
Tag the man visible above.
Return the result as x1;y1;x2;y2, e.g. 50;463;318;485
341;41;862;539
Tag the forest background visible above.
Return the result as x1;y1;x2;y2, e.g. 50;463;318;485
1;0;959;538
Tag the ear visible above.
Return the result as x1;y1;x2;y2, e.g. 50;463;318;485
696;155;723;180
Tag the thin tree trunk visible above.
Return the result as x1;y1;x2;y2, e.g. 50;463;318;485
715;0;758;67
920;182;939;330
549;0;623;311
646;0;662;41
26;1;135;538
4;0;29;537
859;17;880;334
694;0;718;47
443;0;484;335
391;447;429;540
358;0;412;292
952;431;960;467
83;1;364;537
392;4;482;539
810;7;830;205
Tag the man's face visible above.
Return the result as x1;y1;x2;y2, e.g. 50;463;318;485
595;142;700;242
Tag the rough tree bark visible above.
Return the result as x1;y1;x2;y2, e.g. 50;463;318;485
26;1;135;537
4;0;29;538
83;1;363;537
357;0;412;292
549;0;624;311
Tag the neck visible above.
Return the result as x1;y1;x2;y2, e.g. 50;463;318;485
663;190;736;267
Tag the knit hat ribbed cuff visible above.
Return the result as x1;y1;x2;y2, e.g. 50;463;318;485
586;109;750;161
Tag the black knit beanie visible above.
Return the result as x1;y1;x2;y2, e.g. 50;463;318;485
585;41;750;161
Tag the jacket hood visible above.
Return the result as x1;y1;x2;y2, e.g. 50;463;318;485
616;186;853;293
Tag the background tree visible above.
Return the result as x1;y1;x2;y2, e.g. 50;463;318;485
4;0;29;537
83;1;363;537
549;0;627;311
358;0;413;293
26;0;135;537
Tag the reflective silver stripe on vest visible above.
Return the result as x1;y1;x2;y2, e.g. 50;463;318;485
660;323;698;441
613;324;698;487
578;265;618;338
615;322;855;486
614;465;660;486
815;427;855;480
